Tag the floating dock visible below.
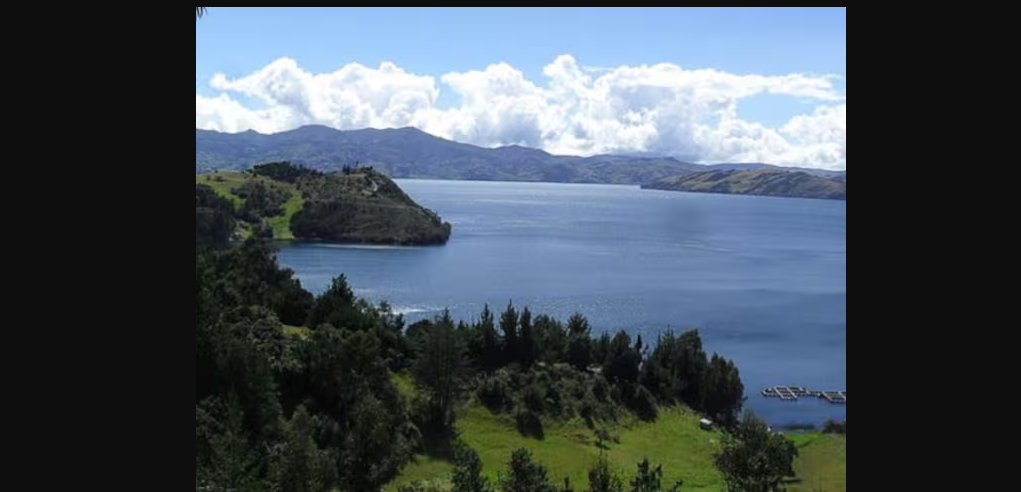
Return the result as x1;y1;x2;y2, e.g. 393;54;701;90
761;386;845;404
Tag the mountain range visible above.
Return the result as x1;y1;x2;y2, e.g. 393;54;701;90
196;125;846;187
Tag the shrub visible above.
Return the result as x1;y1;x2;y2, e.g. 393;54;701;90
630;386;659;422
587;453;623;492
609;384;623;403
397;480;448;492
579;394;598;429
822;419;846;434
522;383;547;414
477;372;514;413
592;376;611;402
498;448;557;492
515;409;545;439
593;427;619;449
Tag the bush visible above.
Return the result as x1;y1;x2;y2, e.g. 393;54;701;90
587;453;623;492
579;394;599;428
822;419;846;434
592;376;611;402
515;409;545;440
498;448;557;492
477;371;514;413
630;386;659;422
522;383;547;414
609;384;623;403
716;412;798;492
593;427;619;449
544;381;569;418
451;442;493;492
397;480;447;492
480;363;623;430
255;221;274;239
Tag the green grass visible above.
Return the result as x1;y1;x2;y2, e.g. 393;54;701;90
787;433;846;492
387;402;847;492
196;172;304;239
387;405;726;491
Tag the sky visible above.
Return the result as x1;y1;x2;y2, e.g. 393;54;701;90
195;7;846;170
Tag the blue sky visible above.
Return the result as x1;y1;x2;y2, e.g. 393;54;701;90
196;7;846;169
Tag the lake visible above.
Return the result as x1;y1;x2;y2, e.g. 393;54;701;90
276;179;846;427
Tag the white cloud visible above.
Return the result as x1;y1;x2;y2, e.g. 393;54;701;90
196;55;846;170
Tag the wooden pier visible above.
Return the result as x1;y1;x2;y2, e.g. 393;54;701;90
761;386;845;404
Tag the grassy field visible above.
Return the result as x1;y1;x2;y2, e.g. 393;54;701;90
387;368;724;491
788;433;847;492
388;405;723;491
196;172;304;239
387;372;845;492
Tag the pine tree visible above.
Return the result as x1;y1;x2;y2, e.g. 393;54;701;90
498;448;557;492
500;301;519;366
479;304;501;373
519;306;535;368
452;444;493;492
412;310;465;430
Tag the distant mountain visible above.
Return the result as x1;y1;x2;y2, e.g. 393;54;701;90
196;125;845;186
642;169;846;201
197;125;704;185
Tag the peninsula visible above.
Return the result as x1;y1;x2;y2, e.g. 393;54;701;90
196;161;451;246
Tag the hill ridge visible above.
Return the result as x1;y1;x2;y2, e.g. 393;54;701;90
196;125;844;185
642;169;846;201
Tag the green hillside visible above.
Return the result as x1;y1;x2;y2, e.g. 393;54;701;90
384;372;843;492
643;169;847;200
385;399;846;492
197;171;304;239
196;162;452;245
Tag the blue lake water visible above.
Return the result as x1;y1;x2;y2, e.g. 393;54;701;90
276;179;846;427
